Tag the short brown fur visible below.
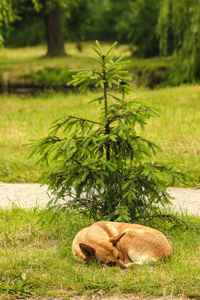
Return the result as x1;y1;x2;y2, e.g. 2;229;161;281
72;221;172;268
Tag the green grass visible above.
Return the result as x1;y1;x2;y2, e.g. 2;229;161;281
0;43;200;299
0;85;200;185
0;207;199;299
0;43;129;83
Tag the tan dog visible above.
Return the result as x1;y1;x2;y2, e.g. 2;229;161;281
72;221;172;268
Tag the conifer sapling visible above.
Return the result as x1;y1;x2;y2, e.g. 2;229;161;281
30;41;187;222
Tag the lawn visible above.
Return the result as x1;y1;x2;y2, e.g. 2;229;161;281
0;206;199;299
0;85;200;185
0;43;200;299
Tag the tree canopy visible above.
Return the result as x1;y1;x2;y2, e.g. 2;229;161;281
158;0;200;84
1;0;72;56
1;0;200;84
3;0;162;57
0;0;14;48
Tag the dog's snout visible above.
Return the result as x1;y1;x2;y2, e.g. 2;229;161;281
106;260;126;268
117;260;127;269
106;261;116;267
120;265;127;269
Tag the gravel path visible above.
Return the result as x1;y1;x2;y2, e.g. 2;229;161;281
0;183;200;215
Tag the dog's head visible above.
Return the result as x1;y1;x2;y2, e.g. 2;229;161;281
79;232;126;268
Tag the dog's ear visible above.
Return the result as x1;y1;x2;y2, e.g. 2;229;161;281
109;232;126;247
79;243;96;258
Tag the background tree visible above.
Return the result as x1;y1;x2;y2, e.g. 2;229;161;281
4;0;46;47
64;0;120;42
115;0;163;57
0;0;15;48
64;0;90;51
2;0;69;56
4;0;163;58
158;0;200;84
41;0;66;57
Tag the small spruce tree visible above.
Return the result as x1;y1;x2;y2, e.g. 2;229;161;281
30;41;187;222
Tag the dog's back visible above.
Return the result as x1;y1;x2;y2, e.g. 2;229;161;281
72;221;172;267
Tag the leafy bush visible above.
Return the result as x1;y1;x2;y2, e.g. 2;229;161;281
26;67;72;88
30;41;187;222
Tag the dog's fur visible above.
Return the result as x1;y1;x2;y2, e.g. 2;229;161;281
72;221;172;268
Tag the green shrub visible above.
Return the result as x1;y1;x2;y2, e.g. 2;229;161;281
24;67;72;88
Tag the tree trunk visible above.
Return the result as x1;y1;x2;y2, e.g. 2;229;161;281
43;4;66;57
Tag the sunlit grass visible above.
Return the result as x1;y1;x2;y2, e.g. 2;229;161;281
0;43;131;80
0;207;199;299
136;86;200;178
0;85;200;184
0;42;131;59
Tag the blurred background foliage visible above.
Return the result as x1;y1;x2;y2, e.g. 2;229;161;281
1;0;200;85
4;0;162;58
3;0;162;57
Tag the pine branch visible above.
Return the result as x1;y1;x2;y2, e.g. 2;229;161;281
107;105;153;124
68;115;104;125
107;93;122;102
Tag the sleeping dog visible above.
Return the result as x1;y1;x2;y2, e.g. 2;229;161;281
72;221;172;268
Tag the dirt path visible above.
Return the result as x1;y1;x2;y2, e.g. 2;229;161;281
0;183;200;216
